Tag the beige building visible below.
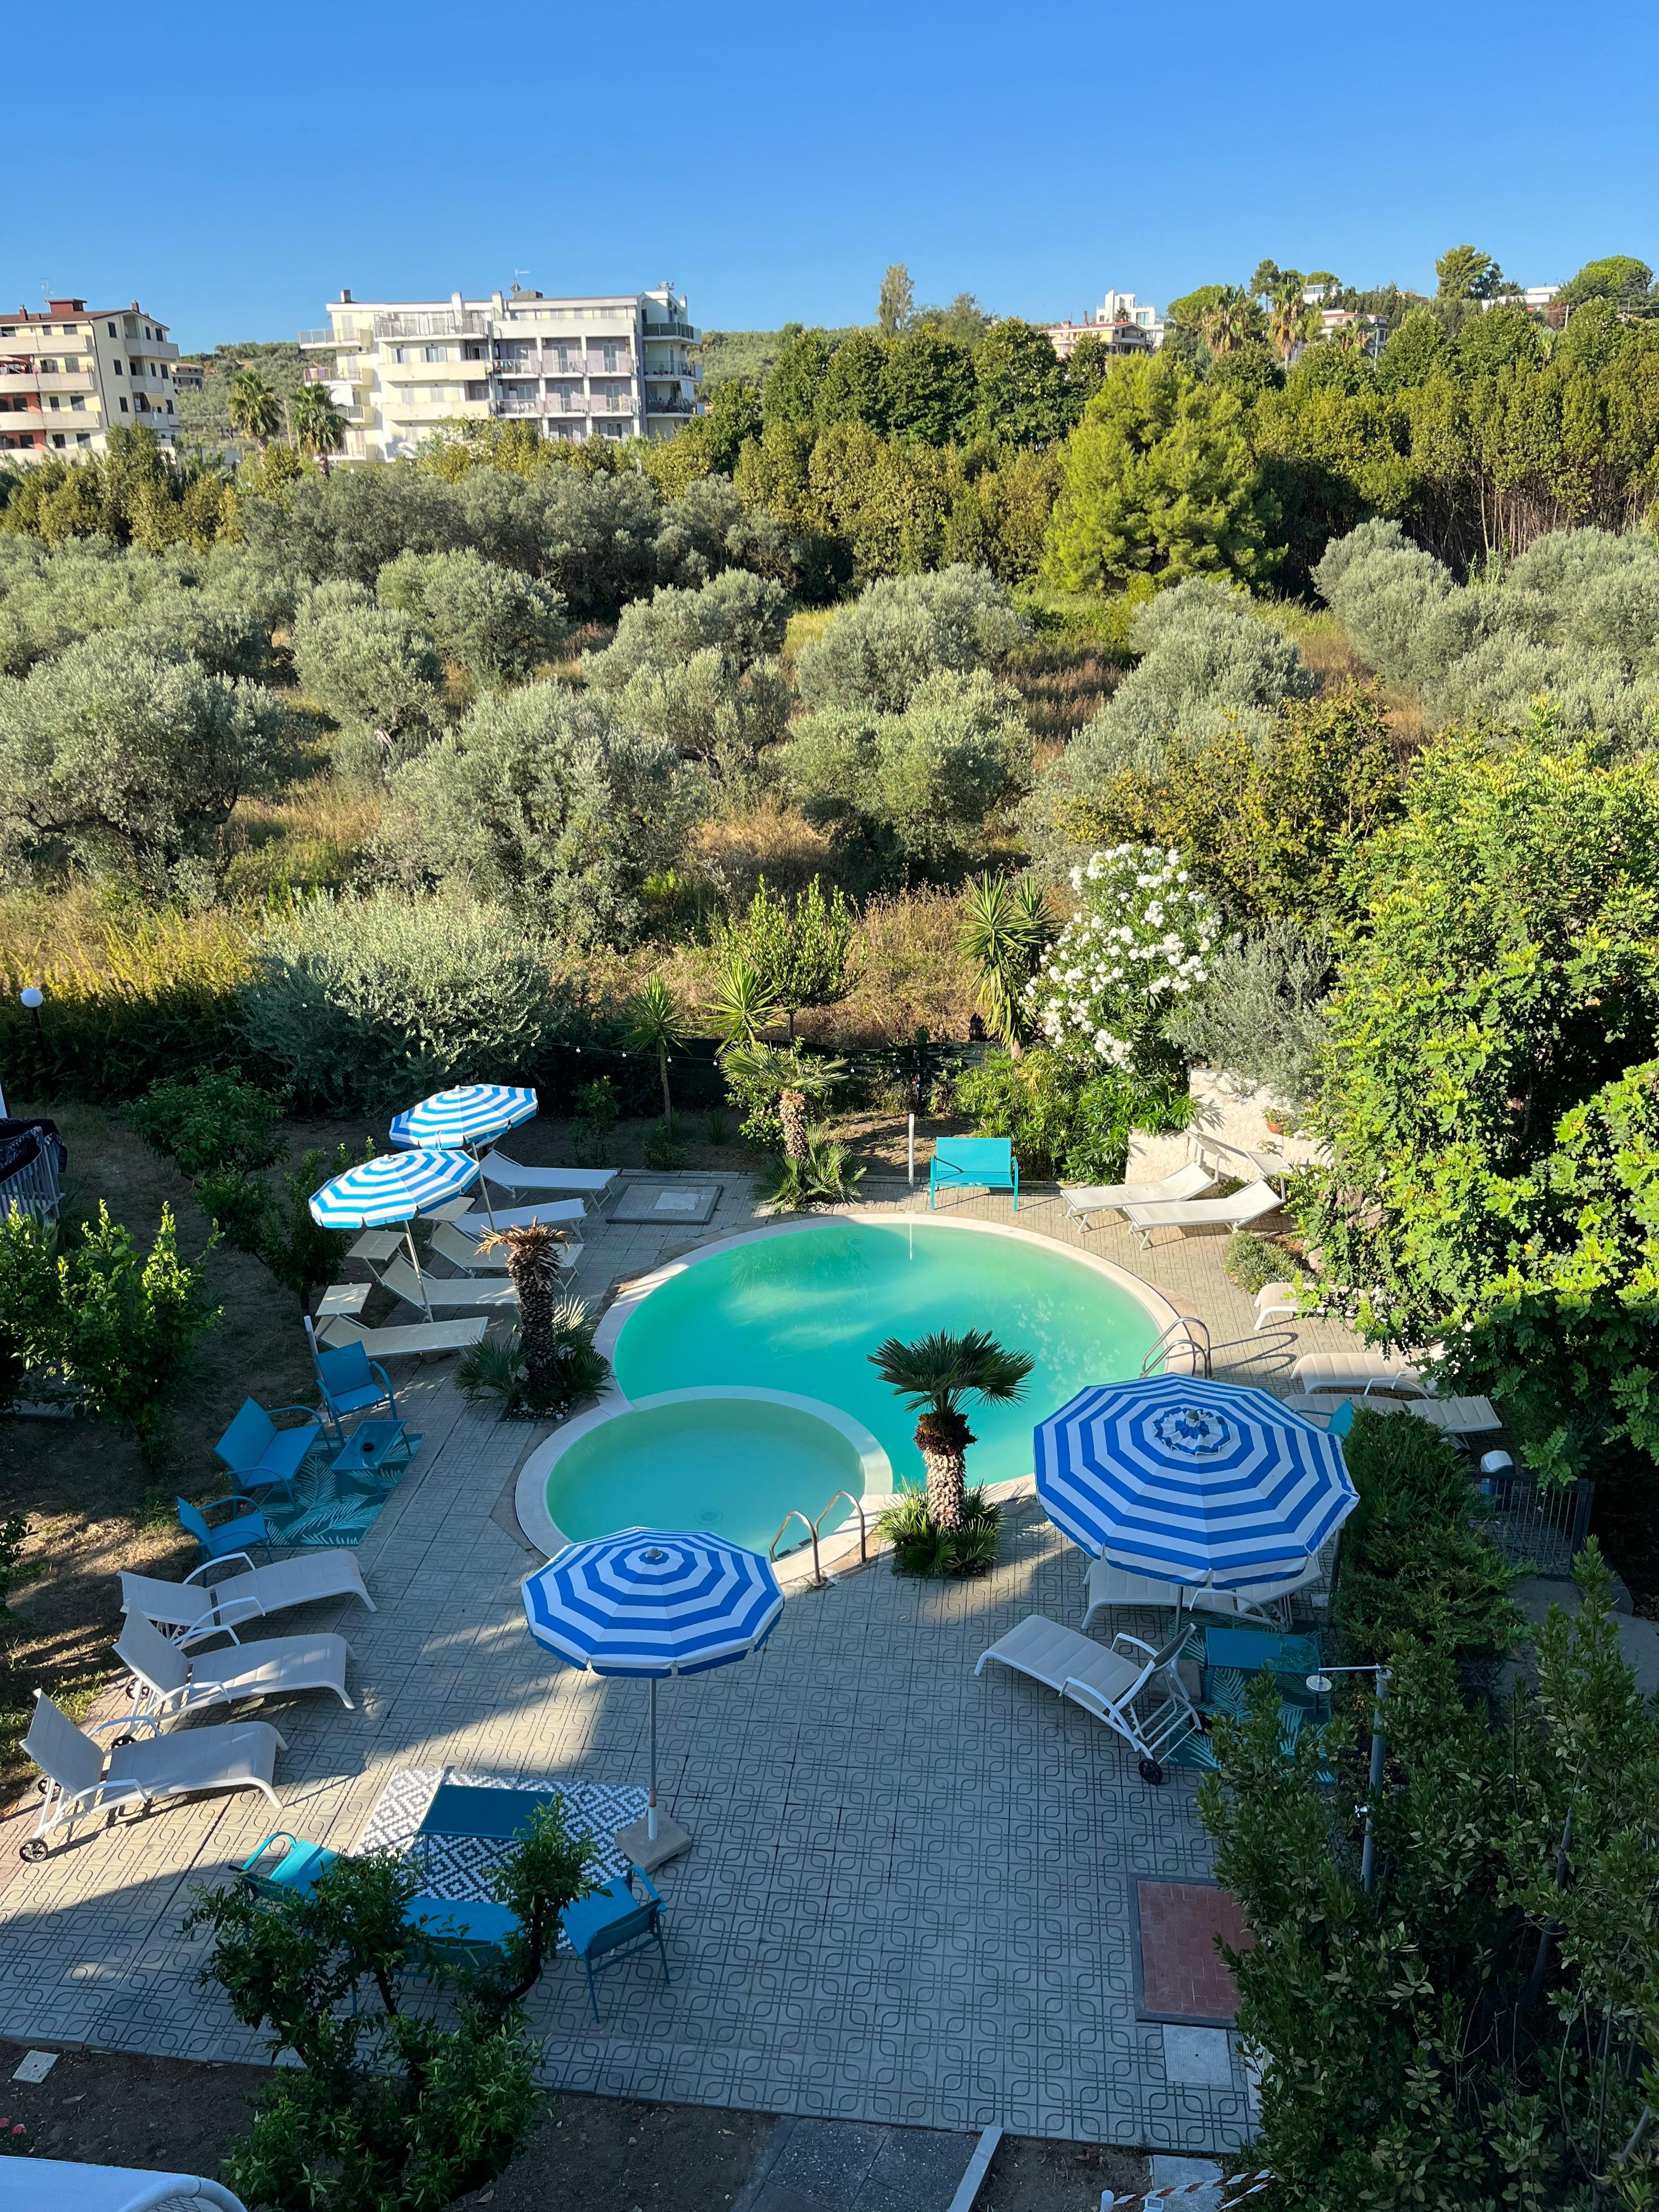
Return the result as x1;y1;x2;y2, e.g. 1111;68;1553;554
0;298;180;461
299;284;701;461
1045;289;1164;361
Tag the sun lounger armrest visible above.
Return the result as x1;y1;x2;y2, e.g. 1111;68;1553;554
1062;1675;1113;1721
185;1553;256;1586
87;1711;161;1740
178;1617;248;1652
1109;1633;1158;1661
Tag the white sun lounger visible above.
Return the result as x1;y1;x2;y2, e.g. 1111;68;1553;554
114;1608;353;1724
429;1222;584;1277
1286;1392;1500;1435
119;1554;374;1642
18;1690;283;1861
1290;1350;1431;1395
478;1151;616;1197
380;1256;520;1315
318;1314;487;1359
455;1199;584;1237
1059;1162;1216;1230
1079;1556;1323;1632
1120;1178;1284;1249
975;1613;1200;1782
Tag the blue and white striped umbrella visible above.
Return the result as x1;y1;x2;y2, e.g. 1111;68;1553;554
523;1530;784;1851
1035;1376;1357;1589
389;1085;538;1152
308;1148;480;1228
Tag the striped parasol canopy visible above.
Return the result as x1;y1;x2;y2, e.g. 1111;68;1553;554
388;1085;538;1152
523;1530;783;1854
308;1148;479;1228
1034;1375;1357;1589
523;1529;783;1677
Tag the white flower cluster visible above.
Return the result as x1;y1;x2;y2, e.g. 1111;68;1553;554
1025;845;1220;1068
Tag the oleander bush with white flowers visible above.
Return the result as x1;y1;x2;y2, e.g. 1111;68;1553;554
1025;844;1221;1080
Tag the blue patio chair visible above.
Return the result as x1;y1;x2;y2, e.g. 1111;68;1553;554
178;1493;270;1563
304;1324;398;1443
929;1135;1019;1212
214;1397;323;1500
559;1868;669;2021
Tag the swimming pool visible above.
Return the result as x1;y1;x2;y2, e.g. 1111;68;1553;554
604;1217;1173;1505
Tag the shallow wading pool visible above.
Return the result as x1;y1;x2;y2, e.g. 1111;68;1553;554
515;1219;1176;1555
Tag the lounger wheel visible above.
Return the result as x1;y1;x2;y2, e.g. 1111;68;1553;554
1138;1756;1165;1785
110;1733;139;1748
19;1838;48;1863
36;1776;49;1795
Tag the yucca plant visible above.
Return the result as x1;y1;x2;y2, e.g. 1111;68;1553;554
959;872;1050;1053
878;1486;1002;1578
760;1132;866;1214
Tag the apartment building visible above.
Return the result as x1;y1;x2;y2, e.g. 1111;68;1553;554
0;298;180;461
1043;290;1164;361
298;284;701;461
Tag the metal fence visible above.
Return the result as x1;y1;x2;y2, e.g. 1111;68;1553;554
1483;1469;1595;1577
0;1143;60;1223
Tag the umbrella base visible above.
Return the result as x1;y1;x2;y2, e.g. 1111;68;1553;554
614;1812;691;1872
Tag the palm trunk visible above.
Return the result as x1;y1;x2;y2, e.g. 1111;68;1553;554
916;1412;973;1531
659;1048;672;1126
779;1088;810;1163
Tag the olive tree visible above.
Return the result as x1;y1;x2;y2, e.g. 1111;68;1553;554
793;565;1029;714
377;548;568;685
373;682;703;945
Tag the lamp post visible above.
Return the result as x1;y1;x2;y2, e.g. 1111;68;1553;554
1305;1662;1391;1895
20;985;43;1039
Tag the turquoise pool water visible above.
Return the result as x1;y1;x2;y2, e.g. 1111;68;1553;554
544;1396;867;1553
612;1220;1164;1503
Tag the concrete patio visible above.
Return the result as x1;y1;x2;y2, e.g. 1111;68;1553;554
0;1174;1365;2155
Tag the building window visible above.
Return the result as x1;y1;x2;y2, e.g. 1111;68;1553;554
120;397;128;411
51;432;65;447
108;321;116;336
113;359;123;375
166;399;173;414
76;432;91;447
423;345;447;363
71;397;84;411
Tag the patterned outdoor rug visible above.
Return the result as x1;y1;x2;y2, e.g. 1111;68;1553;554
266;1436;423;1549
357;1766;648;1923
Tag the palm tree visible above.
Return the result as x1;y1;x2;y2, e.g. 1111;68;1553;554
227;369;281;450
624;976;689;1125
477;1221;569;1401
1269;294;1319;361
721;1042;846;1163
1198;289;1253;357
960;873;1050;1053
287;382;347;469
868;1329;1033;1532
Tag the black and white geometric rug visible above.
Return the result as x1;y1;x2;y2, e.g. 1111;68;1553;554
356;1766;647;1908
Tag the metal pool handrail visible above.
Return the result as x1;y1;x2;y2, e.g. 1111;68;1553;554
1141;1316;1212;1379
768;1491;870;1585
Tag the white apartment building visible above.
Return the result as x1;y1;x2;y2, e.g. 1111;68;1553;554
298;284;701;461
1043;290;1164;360
0;297;179;461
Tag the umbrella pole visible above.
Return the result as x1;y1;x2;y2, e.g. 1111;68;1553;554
403;1224;434;1319
473;1142;499;1231
647;1678;658;1842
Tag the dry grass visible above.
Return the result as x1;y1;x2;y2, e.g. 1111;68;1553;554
1005;639;1117;752
0;888;251;997
1264;601;1370;686
220;776;383;900
781;606;836;678
803;889;976;1048
695;800;842;903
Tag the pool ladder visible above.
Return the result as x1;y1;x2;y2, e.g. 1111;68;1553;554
769;1489;869;1587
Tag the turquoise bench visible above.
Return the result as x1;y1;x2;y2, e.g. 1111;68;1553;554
929;1136;1019;1212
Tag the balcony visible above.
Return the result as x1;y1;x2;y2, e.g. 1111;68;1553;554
647;397;696;416
642;320;698;342
374;310;489;340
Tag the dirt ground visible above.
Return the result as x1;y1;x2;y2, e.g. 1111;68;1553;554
0;2040;1149;2209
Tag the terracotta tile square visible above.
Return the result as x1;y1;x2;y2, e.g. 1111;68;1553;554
1136;1880;1252;2024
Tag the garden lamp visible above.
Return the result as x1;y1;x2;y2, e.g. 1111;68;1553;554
1305;1662;1390;1894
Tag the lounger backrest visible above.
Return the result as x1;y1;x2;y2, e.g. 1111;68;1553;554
119;1571;195;1627
115;1607;191;1695
381;1257;427;1304
22;1690;104;1797
216;1397;276;1473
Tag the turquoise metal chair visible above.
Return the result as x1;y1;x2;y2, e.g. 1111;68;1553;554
929;1136;1019;1212
238;1835;523;1977
304;1322;398;1443
178;1493;270;1563
560;1869;669;2021
214;1397;323;1501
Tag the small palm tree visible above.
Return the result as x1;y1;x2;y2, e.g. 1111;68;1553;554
477;1221;570;1401
869;1328;1033;1532
721;1042;845;1163
227;369;281;449
960;873;1050;1053
624;976;689;1125
287;382;347;466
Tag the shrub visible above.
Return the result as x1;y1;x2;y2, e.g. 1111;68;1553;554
793;564;1029;714
59;1202;221;1470
1331;1407;1521;1663
878;1487;1002;1577
955;1046;1191;1182
1165;918;1336;1107
290;584;447;776
239;892;574;1114
126;1070;286;1178
372;682;704;946
377;548;568;685
583;568;791;689
1223;1230;1300;1296
572;1075;619;1164
456;1299;606;1420
758;1132;866;1212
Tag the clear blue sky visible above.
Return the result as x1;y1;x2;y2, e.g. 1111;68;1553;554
8;0;1657;352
